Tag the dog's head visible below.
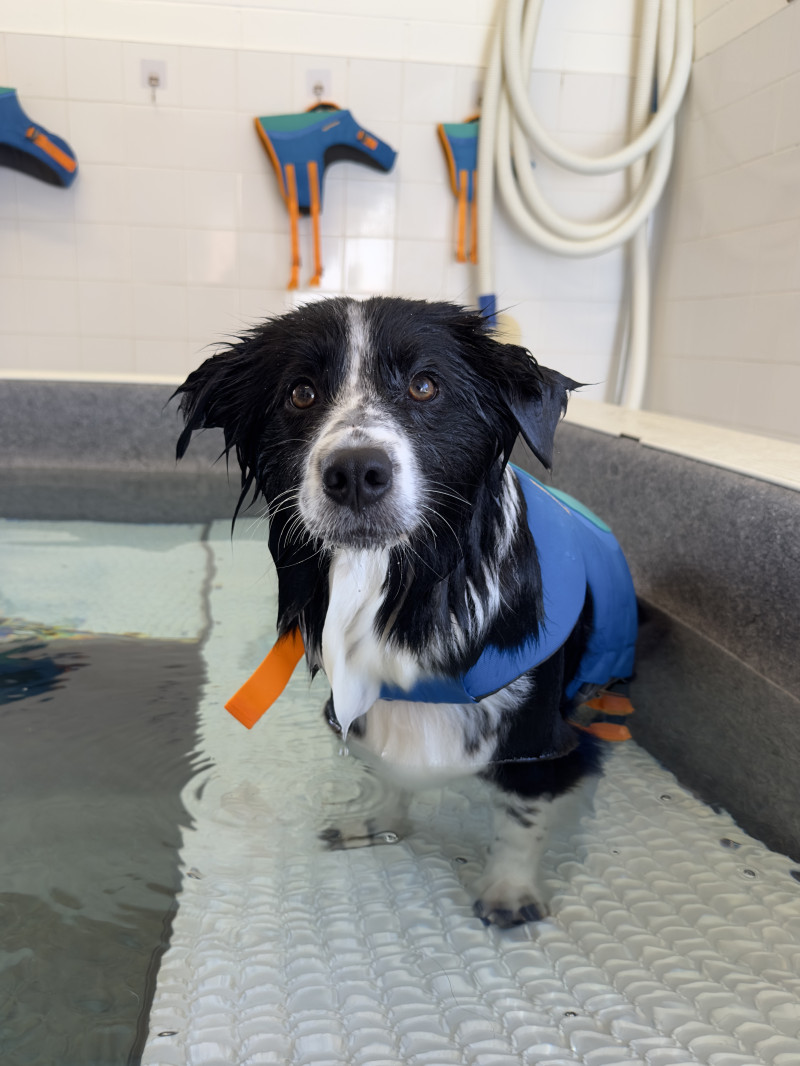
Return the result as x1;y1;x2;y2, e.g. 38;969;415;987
175;297;578;554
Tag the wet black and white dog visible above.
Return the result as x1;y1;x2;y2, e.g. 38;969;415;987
175;296;615;927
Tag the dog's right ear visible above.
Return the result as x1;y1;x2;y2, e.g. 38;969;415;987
173;354;228;461
173;331;279;525
173;334;266;463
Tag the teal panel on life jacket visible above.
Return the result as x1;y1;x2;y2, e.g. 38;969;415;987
378;466;637;705
544;484;612;533
0;88;78;187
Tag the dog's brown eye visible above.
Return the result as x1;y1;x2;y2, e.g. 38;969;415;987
408;374;438;402
290;381;316;409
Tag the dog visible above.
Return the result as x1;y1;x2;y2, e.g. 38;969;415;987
174;296;637;927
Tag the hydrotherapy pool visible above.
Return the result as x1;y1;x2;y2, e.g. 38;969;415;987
2;513;800;1066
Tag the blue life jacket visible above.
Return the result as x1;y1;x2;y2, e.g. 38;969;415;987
254;103;396;289
0;87;78;187
255;104;396;213
438;116;479;263
438;118;479;203
379;466;637;705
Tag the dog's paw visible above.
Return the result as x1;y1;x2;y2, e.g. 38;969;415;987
319;820;401;850
472;876;549;928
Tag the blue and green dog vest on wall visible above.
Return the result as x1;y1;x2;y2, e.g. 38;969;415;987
438;116;479;263
379;465;638;705
0;88;78;187
255;103;396;289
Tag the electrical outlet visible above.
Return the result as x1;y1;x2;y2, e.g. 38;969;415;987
141;59;168;92
305;68;332;103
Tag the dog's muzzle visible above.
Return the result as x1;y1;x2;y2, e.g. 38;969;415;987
321;446;393;514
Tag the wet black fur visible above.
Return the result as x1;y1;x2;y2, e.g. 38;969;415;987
174;296;600;797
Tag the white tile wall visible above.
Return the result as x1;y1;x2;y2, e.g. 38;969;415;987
649;0;800;443
695;0;785;58
9;0;794;445
0;3;645;390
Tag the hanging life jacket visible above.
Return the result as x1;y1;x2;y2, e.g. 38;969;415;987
0;87;78;187
438;116;479;264
255;103;397;290
225;466;638;732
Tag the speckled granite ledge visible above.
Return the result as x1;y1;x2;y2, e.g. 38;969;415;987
0;380;200;471
0;380;238;522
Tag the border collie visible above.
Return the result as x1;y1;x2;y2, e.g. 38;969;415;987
175;296;637;927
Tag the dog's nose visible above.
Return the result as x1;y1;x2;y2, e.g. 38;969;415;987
321;447;393;512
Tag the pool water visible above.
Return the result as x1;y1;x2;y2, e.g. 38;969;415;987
0;522;212;1065
1;518;799;1066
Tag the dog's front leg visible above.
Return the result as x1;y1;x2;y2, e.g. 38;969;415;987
473;785;585;928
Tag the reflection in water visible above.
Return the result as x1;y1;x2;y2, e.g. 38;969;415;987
0;627;79;704
0;623;205;1066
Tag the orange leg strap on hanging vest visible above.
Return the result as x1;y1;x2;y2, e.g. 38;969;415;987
225;627;306;729
285;164;301;290
26;126;77;174
307;160;323;287
456;170;468;263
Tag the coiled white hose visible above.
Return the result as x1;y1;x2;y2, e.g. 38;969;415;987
477;0;693;407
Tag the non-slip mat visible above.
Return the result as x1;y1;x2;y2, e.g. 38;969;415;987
142;527;800;1066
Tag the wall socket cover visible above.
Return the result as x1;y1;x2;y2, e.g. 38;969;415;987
141;59;168;91
306;68;332;102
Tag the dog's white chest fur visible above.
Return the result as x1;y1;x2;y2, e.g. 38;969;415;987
321;547;514;785
321;548;422;739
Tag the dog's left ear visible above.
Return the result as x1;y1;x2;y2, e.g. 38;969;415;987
503;347;580;470
447;307;581;470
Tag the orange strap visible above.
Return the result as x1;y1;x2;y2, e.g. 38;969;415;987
253;119;286;199
575;721;632;742
356;129;378;151
285;164;301;290
225;628;305;729
584;693;635;715
26;126;76;174
456;170;468;264
307;160;323;287
469;171;478;264
569;692;634;742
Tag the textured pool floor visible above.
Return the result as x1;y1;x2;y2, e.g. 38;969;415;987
2;519;799;1066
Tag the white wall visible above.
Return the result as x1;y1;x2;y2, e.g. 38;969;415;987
4;0;796;445
0;0;640;394
649;0;800;443
695;0;787;57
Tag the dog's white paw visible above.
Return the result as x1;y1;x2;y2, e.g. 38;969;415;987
471;874;550;928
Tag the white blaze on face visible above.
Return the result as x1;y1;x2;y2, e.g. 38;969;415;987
297;300;423;546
